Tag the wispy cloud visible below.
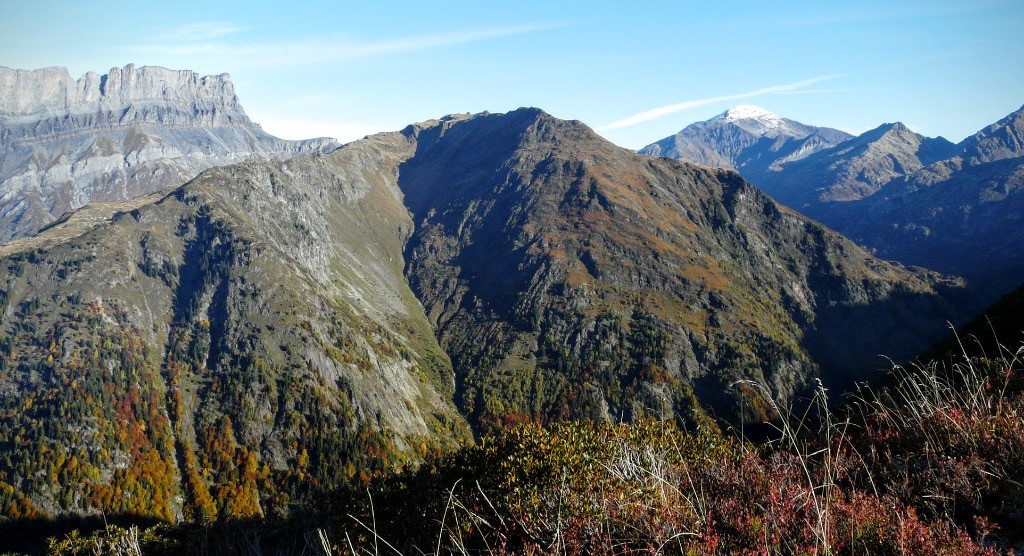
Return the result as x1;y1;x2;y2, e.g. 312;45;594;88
157;22;240;42
597;75;844;131
132;22;565;68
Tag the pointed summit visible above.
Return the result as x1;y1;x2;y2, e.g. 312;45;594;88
959;103;1024;165
753;121;957;212
639;106;851;173
713;105;790;135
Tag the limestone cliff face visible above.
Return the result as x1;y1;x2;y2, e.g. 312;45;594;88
0;65;336;242
0;64;246;133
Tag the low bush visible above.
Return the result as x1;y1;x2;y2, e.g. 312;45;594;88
25;341;1024;555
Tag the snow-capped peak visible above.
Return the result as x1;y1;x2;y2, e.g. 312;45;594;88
711;105;789;133
716;105;781;123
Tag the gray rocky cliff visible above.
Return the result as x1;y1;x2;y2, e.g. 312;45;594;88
0;65;336;242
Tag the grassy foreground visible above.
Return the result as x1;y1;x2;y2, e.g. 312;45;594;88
11;339;1024;555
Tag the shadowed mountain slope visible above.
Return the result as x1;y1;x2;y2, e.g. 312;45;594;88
786;107;1024;298
754;122;957;219
396;108;978;432
647;105;1024;303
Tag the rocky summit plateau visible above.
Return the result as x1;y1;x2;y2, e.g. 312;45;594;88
0;64;336;243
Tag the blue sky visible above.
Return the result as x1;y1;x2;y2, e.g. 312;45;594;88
2;1;1022;148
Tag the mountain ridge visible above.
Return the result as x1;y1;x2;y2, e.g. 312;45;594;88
395;107;977;430
0;65;246;134
643;104;1024;301
0;132;468;520
0;106;984;522
638;106;853;179
754;121;958;216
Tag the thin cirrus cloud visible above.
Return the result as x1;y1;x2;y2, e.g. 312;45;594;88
132;22;566;68
597;75;844;131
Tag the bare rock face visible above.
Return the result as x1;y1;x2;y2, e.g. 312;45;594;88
0;137;467;521
0;65;336;243
0;64;245;132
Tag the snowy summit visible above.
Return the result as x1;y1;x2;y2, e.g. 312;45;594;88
715;105;783;126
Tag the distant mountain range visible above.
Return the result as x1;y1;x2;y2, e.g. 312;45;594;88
639;105;852;179
642;104;1024;298
753;121;958;210
0;64;335;243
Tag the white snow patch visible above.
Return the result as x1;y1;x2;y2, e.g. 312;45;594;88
714;105;785;127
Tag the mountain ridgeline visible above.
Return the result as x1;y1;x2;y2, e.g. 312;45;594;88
0;107;981;522
834;107;1024;297
0;132;469;522
639;105;853;180
0;65;336;243
397;110;974;430
644;104;1024;299
753;122;958;211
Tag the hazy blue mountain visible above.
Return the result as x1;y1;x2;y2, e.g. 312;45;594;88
639;105;852;181
645;104;1024;301
753;121;957;221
